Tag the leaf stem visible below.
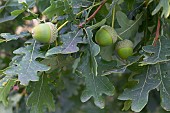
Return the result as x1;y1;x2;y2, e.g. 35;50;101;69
111;5;123;40
112;7;115;28
57;21;68;31
117;35;123;40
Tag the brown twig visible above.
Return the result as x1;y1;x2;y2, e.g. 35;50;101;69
153;18;160;46
78;0;107;28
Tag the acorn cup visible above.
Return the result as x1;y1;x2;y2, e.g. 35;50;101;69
116;39;133;59
32;22;57;43
95;25;117;46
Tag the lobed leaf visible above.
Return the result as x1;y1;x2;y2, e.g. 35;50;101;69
42;0;65;19
118;65;160;112
84;28;100;76
0;32;30;42
0;80;16;106
46;29;86;56
140;36;170;65
152;0;170;18
76;52;115;109
4;41;50;85
158;62;170;111
27;75;55;113
116;11;143;39
103;56;142;75
64;0;76;21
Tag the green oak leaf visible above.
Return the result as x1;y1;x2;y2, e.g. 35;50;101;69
42;0;65;19
64;0;76;21
116;11;143;39
0;57;20;88
41;55;75;73
0;32;30;42
0;75;15;87
65;0;91;19
152;0;170;18
122;100;132;111
103;56;141;75
0;0;35;23
81;73;115;109
46;29;86;56
11;9;25;16
69;0;92;15
36;0;50;12
43;0;91;19
125;0;135;10
0;16;17;23
4;41;50;85
99;45;114;61
76;52;115;109
84;28;100;76
118;65;160;112
140;36;170;65
22;13;38;20
158;62;170;111
0;0;20;23
0;80;15;106
96;56;117;76
27;75;55;113
0;39;5;43
77;19;106;78
68;0;91;8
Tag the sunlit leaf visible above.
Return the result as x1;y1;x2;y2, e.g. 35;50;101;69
140;36;170;65
0;32;30;41
152;0;170;18
0;80;15;106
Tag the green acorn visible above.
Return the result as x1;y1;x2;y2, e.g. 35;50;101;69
95;25;117;46
116;39;133;59
32;22;57;43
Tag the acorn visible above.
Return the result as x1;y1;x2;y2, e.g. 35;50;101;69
95;25;117;46
32;22;57;43
116;39;133;59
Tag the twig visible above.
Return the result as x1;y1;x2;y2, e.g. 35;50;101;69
153;18;160;46
56;2;102;31
78;0;107;28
